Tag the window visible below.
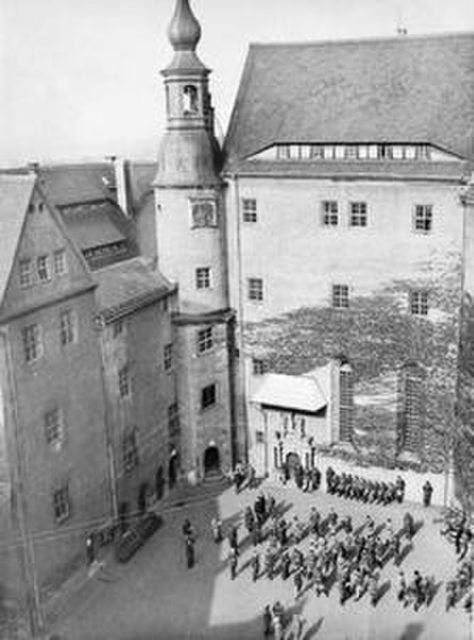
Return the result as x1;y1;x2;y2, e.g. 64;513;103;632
339;363;353;442
345;145;358;159
59;310;76;346
53;249;67;275
19;259;32;287
183;84;198;114
252;358;266;375
37;255;51;282
256;430;265;443
44;408;63;447
196;267;211;290
201;383;216;410
22;324;42;363
38;202;44;212
410;290;429;316
28;202;35;214
162;296;169;313
122;430;139;473
197;327;213;354
191;200;217;228
113;319;124;338
53;485;70;522
413;205;433;233
248;278;263;302
277;145;290;160
118;365;130;397
164;343;173;371
322;201;338;226
168;403;180;439
350;202;367;227
332;285;349;309
242;198;257;223
310;145;324;159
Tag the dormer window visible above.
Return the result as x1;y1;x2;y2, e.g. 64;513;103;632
183;85;198;115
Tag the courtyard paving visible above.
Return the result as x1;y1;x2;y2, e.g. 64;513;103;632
49;479;472;640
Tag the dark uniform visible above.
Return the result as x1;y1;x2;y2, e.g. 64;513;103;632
230;549;238;580
422;481;433;507
252;552;260;581
185;536;195;568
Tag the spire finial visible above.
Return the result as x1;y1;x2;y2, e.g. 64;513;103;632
168;0;202;52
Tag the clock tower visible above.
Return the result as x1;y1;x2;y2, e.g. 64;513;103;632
154;0;238;485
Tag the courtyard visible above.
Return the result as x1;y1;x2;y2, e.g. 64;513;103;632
49;479;471;640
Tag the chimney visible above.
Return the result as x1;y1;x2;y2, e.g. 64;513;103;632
109;157;130;216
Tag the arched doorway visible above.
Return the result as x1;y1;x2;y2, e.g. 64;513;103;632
203;446;220;476
155;466;164;500
285;452;301;478
169;453;178;489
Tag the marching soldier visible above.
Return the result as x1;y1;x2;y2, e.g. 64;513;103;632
252;550;260;582
230;548;238;580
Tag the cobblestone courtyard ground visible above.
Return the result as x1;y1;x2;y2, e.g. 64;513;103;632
50;479;472;640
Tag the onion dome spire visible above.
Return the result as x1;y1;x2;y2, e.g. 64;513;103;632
168;0;202;52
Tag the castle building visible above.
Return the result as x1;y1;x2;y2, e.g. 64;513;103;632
0;0;473;631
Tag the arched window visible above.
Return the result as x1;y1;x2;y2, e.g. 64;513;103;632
398;362;422;454
339;362;354;442
183;85;198;115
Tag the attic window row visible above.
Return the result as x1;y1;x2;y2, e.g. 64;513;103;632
19;250;67;288
82;241;128;261
274;144;431;162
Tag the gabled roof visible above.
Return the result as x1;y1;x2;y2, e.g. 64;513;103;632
224;32;474;169
38;163;115;206
94;257;174;321
0;173;35;306
252;370;327;413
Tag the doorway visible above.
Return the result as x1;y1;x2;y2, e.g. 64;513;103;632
203;446;220;476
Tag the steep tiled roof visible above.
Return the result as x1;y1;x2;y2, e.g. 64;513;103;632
224;33;474;169
38;163;115;206
58;200;128;251
0;174;35;306
93;257;175;320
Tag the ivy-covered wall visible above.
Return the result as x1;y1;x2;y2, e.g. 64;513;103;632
457;291;474;513
244;261;462;473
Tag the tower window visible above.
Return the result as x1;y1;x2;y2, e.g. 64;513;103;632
410;290;429;316
122;430;139;473
164;343;173;372
349;202;367;227
183;85;198;115
248;278;264;302
332;285;349;309
53;485;71;523
191;200;217;228
197;327;213;354
321;201;338;226
413;205;433;233
201;383;216;410
44;407;63;447
242;198;257;223
118;365;131;397
196;267;211;290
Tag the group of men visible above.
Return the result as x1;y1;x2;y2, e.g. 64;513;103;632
222;489;423;614
445;559;473;613
325;467;406;506
396;569;435;611
280;463;322;493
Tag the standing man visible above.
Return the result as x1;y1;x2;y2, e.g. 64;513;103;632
252;550;260;582
85;534;95;566
422;481;433;507
185;535;195;569
230;548;238;580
